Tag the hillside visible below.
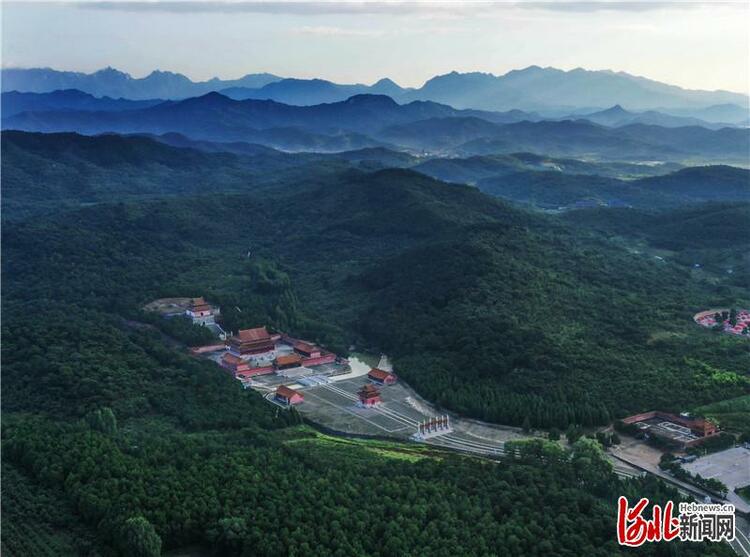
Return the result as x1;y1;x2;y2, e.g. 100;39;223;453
4;162;747;429
561;202;750;287
473;165;750;209
3;144;744;555
0;131;351;218
413;153;681;184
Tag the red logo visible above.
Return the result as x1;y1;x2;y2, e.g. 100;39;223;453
617;496;680;546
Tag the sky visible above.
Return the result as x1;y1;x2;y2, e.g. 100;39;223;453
2;1;749;93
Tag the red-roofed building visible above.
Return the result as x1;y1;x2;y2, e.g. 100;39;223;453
293;341;321;359
276;353;303;370
220;352;251;374
275;385;304;405
186;296;217;324
358;384;382;407
368;368;397;385
227;327;275;356
236;366;274;380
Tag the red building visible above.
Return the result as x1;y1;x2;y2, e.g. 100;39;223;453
221;353;273;378
290;340;336;367
187;297;212;316
621;411;719;449
368;368;397;385
236;366;274;380
276;353;303;370
293;341;321;358
227;327;275;356
220;352;251;374
358;384;382;407
276;385;304;405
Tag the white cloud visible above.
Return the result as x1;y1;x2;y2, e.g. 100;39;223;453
292;25;386;37
63;0;742;15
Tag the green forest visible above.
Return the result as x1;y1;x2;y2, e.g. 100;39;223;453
4;167;748;428
2;131;748;556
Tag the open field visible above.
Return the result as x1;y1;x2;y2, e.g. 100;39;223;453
143;297;193;316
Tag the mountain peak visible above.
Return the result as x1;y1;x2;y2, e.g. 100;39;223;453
373;77;399;87
343;94;399;108
603;104;628;114
92;66;130;78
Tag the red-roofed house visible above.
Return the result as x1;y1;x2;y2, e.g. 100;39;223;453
275;385;304;405
227;327;275;356
368;368;397;385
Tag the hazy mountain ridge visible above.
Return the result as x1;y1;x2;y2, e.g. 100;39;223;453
406;67;748;114
4;66;747;119
1;67;282;100
1;89;167;117
4;131;747;221
576;104;736;130
4;92;748;161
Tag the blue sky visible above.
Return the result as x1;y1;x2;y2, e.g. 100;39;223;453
2;1;749;93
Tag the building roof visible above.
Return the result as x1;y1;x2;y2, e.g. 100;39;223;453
276;354;302;367
359;384;380;395
221;353;245;365
237;327;270;341
189;297;211;310
368;368;394;380
294;341;318;353
276;385;302;399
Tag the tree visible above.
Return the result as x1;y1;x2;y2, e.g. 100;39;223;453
548;428;560;441
120;516;161;557
566;424;583;444
729;308;738;327
522;416;532;434
86;407;118;436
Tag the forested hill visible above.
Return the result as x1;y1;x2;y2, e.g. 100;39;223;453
0;130;355;218
4;168;748;429
2;162;744;555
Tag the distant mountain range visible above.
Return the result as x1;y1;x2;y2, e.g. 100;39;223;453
4;130;748;220
0;92;532;152
574;105;735;130
3;66;748;120
4;91;748;161
1;89;166;117
403;67;749;115
1;67;281;100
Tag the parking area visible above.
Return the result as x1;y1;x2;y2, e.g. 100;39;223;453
683;446;750;492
